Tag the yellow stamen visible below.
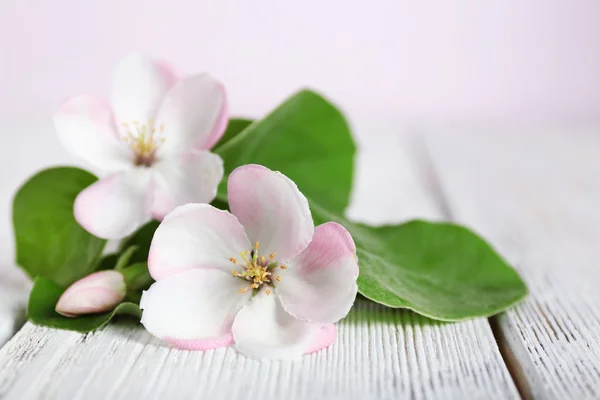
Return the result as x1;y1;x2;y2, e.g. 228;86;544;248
240;250;251;263
280;265;288;270
232;242;284;294
121;117;166;167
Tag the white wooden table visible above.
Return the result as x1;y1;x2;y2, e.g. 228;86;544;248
0;124;599;399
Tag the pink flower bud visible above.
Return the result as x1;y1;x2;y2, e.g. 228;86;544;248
55;270;127;317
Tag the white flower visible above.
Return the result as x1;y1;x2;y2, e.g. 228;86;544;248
53;54;227;239
140;165;359;360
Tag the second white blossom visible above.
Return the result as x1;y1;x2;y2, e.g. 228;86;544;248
140;165;359;360
53;54;228;239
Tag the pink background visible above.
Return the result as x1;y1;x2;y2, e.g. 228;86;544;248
1;0;600;123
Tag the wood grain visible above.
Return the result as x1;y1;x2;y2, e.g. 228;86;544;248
0;301;520;400
426;130;600;399
0;132;519;400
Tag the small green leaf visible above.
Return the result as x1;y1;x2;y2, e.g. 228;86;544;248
210;195;230;211
27;277;140;333
96;254;119;271
115;246;139;271
119;220;160;265
121;262;154;303
212;118;253;152
312;204;528;321
13;167;107;287
216;90;355;214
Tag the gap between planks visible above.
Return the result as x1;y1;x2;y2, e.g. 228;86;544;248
414;134;532;399
425;130;600;399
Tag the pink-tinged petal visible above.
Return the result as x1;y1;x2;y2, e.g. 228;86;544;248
53;94;132;170
232;293;322;360
110;54;175;124
74;169;153;240
163;333;234;351
228;165;314;262
148;204;251;280
305;324;337;355
140;269;251;343
200;87;229;150
155;74;227;156
56;270;126;317
277;222;358;324
155;59;184;88
150;151;224;220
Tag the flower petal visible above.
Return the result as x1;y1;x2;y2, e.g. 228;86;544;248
156;74;227;156
276;222;358;324
148;204;251;280
140;269;251;343
228;165;314;261
110;54;175;124
52;94;132;170
232;293;322;360
202;90;229;150
150;151;224;220
305;324;337;355
74;169;153;240
162;334;234;351
154;59;184;88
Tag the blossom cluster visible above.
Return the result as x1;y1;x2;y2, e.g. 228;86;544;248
52;55;358;360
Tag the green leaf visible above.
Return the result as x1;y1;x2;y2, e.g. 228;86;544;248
27;277;140;333
119;220;160;265
212;118;253;152
210;195;230;211
96;254;119;271
210;90;526;320
115;246;138;271
121;262;154;303
311;204;528;321
216;90;355;214
13;167;107;287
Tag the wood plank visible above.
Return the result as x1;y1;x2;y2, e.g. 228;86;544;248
425;129;600;399
0;301;519;400
0;131;519;399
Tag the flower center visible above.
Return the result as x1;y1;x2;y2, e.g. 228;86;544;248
121;118;165;167
230;241;287;295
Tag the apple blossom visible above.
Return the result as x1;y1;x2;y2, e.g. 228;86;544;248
52;54;228;239
139;164;358;360
56;270;127;317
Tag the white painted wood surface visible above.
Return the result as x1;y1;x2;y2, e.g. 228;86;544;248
426;130;600;399
0;132;520;400
0;301;520;400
